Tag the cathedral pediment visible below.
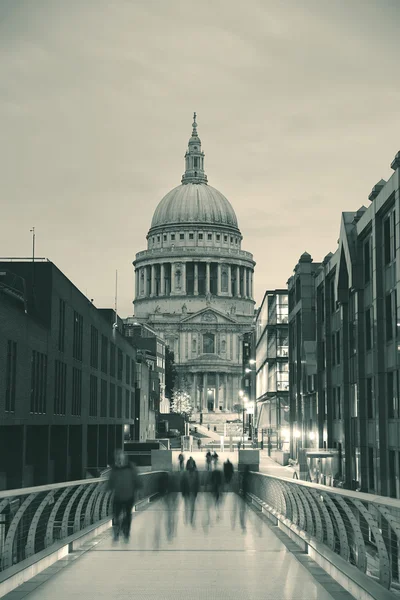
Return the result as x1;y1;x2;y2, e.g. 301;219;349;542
180;307;237;325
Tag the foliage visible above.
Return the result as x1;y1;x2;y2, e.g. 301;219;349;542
233;403;243;419
165;346;177;401
171;390;193;421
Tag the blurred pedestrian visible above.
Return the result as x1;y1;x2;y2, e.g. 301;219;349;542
239;465;251;531
108;449;141;543
178;453;184;471
211;468;223;519
186;456;195;471
197;438;202;451
223;458;234;491
206;451;212;471
212;451;219;469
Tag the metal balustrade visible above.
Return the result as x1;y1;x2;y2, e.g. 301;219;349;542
0;471;163;574
246;472;400;594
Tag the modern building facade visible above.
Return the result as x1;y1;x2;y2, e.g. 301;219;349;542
0;260;142;490
255;290;289;449
132;114;255;413
287;150;400;497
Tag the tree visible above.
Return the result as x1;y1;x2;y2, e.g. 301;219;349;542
165;346;177;402
171;390;193;421
233;403;243;419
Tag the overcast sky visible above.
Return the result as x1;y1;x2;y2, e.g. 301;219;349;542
1;0;399;316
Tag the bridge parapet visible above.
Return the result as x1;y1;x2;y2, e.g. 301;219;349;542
0;471;163;595
246;472;400;599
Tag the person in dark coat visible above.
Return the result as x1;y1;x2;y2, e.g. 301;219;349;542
223;459;234;490
178;453;184;471
108;450;141;542
206;451;212;471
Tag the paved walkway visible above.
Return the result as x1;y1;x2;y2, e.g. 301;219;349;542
3;494;354;600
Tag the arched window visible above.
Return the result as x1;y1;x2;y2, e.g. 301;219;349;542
221;339;226;353
203;333;215;354
192;338;197;353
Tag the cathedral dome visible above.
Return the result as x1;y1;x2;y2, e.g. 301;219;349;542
150;183;239;231
149;113;240;233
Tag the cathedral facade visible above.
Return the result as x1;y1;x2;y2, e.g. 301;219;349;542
133;115;255;412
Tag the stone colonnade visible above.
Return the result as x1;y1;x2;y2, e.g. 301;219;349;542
135;261;254;300
189;372;241;412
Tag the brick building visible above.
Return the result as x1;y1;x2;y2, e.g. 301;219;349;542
0;260;144;490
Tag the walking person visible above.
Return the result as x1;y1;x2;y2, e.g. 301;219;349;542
186;456;195;471
108;449;141;543
223;458;234;491
211;467;223;519
206;450;212;471
212;450;219;469
197;438;202;451
178;452;184;471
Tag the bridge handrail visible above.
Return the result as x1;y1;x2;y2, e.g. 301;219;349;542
0;471;166;575
247;471;400;594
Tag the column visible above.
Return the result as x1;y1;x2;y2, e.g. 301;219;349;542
194;263;199;295
192;373;197;410
206;262;210;294
215;373;220;411
243;267;247;298
182;262;187;294
171;263;176;294
217;264;222;295
236;265;240;297
228;265;232;296
135;269;139;299
249;270;253;299
204;372;208;411
224;373;228;409
144;266;150;297
160;263;165;296
151;265;156;297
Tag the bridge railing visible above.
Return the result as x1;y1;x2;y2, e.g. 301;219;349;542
0;470;163;574
247;472;400;595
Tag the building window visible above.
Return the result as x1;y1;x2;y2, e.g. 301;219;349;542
125;389;130;419
171;234;175;241
332;387;337;419
198;233;203;240
54;360;67;415
386;293;393;341
101;335;108;374
203;332;215;354
365;307;372;350
364;239;371;284
72;311;83;361
336;331;340;364
110;343;116;377
157;235;160;242
131;359;135;386
224;235;228;242
230;236;233;243
387;371;395;418
117;349;123;381
100;379;107;417
194;157;198;168
189;233;194;240
5;340;17;413
208;233;212;240
90;326;99;369
368;447;375;491
366;377;373;419
71;367;82;416
117;386;122;418
216;234;220;241
126;355;130;384
30;350;47;414
58;299;66;352
131;391;135;420
330;279;335;314
110;383;115;417
180;233;184;240
89;375;98;417
163;234;167;241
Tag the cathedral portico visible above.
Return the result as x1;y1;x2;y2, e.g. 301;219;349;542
132;114;255;413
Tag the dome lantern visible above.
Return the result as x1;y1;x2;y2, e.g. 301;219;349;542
181;112;208;185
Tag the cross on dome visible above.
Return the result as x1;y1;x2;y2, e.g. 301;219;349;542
182;112;208;185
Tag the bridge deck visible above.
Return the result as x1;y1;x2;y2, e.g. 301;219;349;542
3;494;353;600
